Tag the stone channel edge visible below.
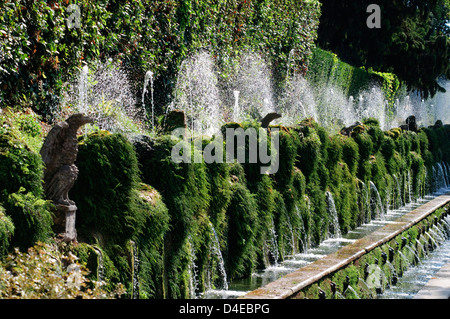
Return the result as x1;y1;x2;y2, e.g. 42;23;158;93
240;193;450;299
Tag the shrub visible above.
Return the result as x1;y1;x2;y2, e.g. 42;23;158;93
0;242;124;299
71;131;141;242
0;132;44;201
3;190;53;251
225;182;258;280
0;205;14;256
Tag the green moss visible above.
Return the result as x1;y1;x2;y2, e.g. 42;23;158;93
225;182;258;280
0;205;14;256
341;136;360;176
296;126;322;183
3;190;53;250
381;136;396;163
132;184;170;299
72;132;141;242
353;131;373;161
273;128;298;194
134;134;211;298
0;132;44;201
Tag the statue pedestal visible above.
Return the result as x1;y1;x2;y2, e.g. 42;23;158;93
56;204;78;243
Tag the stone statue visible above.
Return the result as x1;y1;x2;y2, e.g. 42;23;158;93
261;112;282;128
400;115;418;132
406;115;418;132
340;121;363;137
40;113;93;243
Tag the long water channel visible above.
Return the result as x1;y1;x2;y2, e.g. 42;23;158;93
201;187;450;299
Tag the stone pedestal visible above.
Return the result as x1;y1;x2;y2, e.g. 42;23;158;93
56;204;78;243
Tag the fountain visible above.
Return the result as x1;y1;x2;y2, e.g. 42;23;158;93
142;70;155;133
267;218;280;266
369;181;385;221
233;53;276;122
233;90;240;123
131;240;140;299
61;60;146;136
173;51;223;136
325;191;341;238
209;224;228;291
188;237;200;298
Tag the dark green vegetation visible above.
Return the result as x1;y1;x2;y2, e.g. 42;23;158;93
318;0;450;98
296;205;450;299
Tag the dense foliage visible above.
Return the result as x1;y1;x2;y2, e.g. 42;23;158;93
317;0;450;98
0;241;125;299
0;105;449;299
0;0;321;119
1;0;450;301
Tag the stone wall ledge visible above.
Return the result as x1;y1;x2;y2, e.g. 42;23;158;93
241;193;450;299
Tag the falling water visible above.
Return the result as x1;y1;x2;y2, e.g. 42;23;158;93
267;218;280;266
369;181;385;220
210;224;229;291
142;70;155;133
381;215;450;299
233;52;276;122
277;74;318;126
92;246;105;282
173;51;223;135
357;179;370;224
325;191;341;238
295;204;308;253
188;237;200;298
233;90;240;123
78;65;89;113
407;170;413;203
393;174;403;208
435;163;448;190
131;240;140;299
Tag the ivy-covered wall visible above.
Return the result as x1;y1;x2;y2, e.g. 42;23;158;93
0;0;321;119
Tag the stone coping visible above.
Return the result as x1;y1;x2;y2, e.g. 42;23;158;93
241;193;450;299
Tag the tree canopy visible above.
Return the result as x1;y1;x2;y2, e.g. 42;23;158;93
317;0;450;98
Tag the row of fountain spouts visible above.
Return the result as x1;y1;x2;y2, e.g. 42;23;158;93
317;212;450;299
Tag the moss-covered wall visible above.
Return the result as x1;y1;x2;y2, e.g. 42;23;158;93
1;107;450;299
306;48;402;113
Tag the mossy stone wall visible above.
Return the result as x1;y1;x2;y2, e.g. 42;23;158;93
1;114;450;299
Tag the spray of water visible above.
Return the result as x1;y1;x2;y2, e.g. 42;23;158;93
60;59;147;137
173;51;224;136
232;52;276;122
